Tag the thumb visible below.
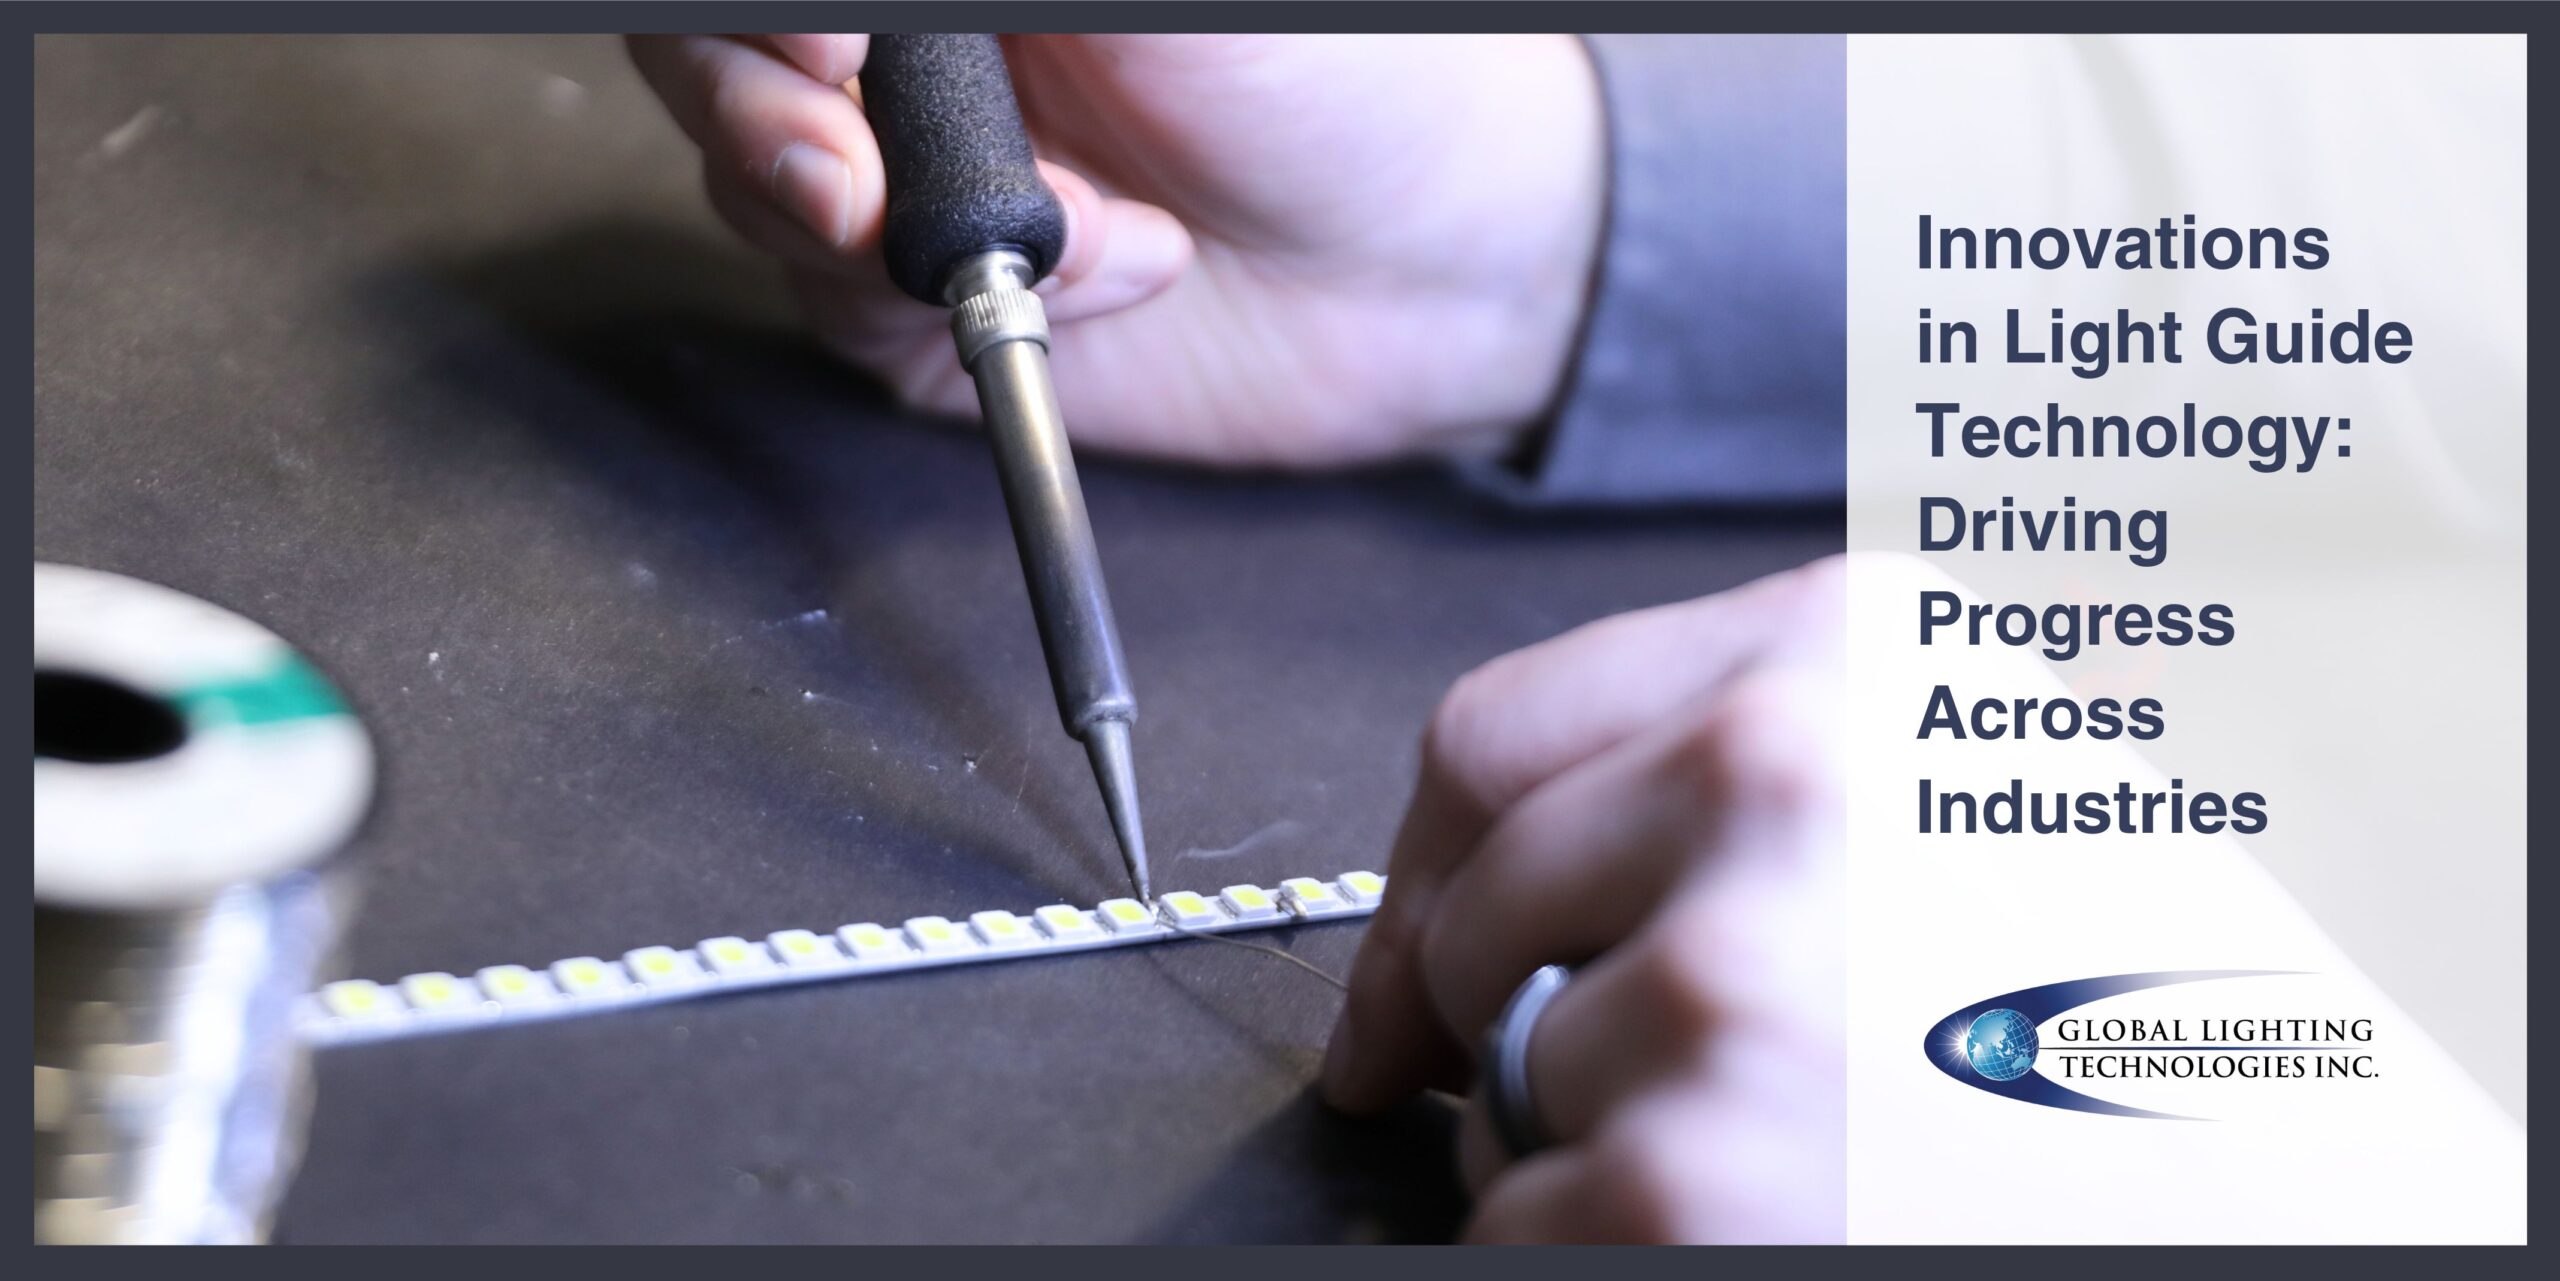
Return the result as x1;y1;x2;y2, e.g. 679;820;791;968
1032;161;1194;324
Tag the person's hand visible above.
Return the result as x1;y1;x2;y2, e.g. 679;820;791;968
624;34;1604;468
1322;557;1846;1243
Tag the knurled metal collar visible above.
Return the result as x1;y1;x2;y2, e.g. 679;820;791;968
951;287;1051;370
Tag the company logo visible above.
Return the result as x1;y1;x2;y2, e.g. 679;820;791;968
1926;970;2377;1119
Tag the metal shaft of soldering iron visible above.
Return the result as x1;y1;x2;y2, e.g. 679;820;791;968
950;256;1149;901
861;35;1150;901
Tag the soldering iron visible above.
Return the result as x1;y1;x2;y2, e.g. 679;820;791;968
858;34;1152;901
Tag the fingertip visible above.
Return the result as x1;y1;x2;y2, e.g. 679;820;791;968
1318;1061;1401;1117
1455;1092;1509;1193
1064;200;1194;321
1318;1006;1373;1112
1318;927;1469;1115
1038;194;1193;324
770;141;855;247
763;33;868;84
1319;955;1402;1114
1033;160;1111;290
653;36;882;259
1123;203;1196;291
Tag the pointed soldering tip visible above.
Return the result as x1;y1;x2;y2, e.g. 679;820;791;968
1083;718;1151;902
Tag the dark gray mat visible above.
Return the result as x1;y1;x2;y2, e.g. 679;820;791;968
34;34;1840;1242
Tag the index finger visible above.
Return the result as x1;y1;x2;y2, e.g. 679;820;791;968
759;34;867;84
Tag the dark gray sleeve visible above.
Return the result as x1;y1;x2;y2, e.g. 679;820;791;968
1471;34;1847;507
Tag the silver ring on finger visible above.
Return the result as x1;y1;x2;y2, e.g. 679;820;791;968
1485;963;1572;1159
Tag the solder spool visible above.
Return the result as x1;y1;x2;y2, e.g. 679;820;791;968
33;564;374;1244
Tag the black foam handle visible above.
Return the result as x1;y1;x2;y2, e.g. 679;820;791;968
860;34;1066;304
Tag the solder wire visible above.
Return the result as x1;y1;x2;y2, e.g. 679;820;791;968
1158;913;1349;991
35;873;347;1243
33;564;372;1244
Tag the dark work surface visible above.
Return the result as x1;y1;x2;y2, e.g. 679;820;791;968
32;35;1840;1243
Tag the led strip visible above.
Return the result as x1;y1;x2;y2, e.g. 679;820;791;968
298;873;1386;1046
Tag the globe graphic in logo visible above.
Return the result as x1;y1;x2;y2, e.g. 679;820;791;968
1964;1008;2039;1082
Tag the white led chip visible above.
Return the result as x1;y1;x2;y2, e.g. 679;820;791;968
1095;898;1161;936
1218;885;1281;922
1280;877;1352;918
1034;904;1102;941
697;936;772;977
551;956;626;999
767;929;842;970
475;965;557;1008
1337;870;1387;906
1157;891;1221;929
320;979;399;1022
903;916;975;956
622;946;704;989
399;972;481;1015
837;922;909;964
969;910;1035;949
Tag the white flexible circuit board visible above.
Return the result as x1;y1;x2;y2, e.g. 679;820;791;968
299;873;1384;1045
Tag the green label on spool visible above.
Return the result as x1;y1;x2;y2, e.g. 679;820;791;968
172;654;350;727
